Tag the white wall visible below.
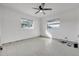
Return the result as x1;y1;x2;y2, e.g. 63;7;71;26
1;4;79;44
0;5;3;45
1;5;40;44
76;8;79;42
0;7;1;40
40;8;79;42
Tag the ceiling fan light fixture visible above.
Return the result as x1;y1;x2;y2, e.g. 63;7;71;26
40;10;42;12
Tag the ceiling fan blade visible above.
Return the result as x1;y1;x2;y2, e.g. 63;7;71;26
41;3;45;8
43;8;52;10
35;10;40;14
32;7;39;10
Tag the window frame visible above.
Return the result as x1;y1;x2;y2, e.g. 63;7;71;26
21;18;34;29
47;18;60;29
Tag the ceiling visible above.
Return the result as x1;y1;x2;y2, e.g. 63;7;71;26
1;3;79;18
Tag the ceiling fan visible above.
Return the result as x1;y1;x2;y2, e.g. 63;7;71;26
33;3;52;15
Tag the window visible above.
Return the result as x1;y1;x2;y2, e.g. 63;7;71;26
47;18;60;30
21;18;33;29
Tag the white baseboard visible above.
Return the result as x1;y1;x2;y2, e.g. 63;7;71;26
2;35;40;45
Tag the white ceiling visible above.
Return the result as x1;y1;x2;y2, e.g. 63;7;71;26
1;3;79;18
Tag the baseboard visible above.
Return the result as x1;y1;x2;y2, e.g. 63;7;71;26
2;35;40;46
39;35;50;38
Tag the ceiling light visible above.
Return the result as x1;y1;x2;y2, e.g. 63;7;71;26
40;10;42;12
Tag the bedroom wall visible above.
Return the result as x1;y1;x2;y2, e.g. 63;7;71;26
76;8;79;42
0;5;40;44
0;5;3;45
40;8;78;42
0;7;1;40
1;4;79;44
